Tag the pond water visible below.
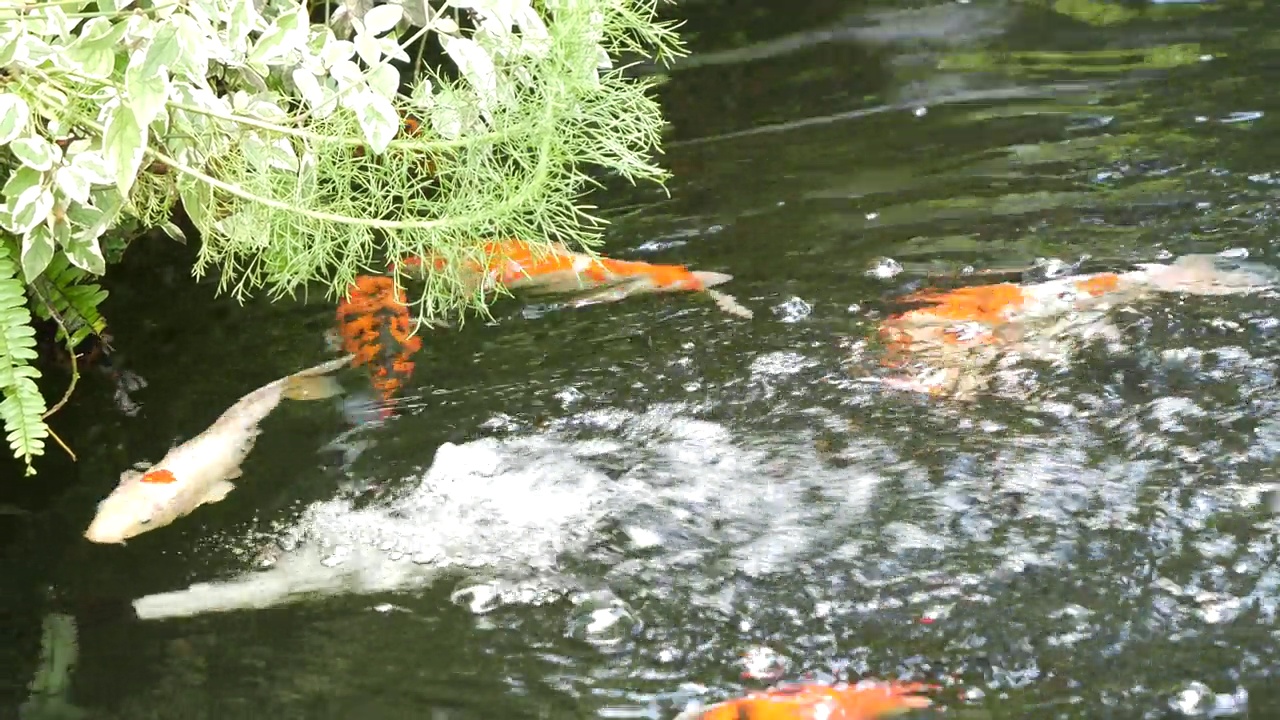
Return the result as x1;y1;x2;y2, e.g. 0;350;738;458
6;0;1280;717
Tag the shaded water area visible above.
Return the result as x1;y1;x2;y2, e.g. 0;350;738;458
8;0;1280;716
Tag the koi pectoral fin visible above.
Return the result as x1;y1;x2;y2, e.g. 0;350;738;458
706;289;753;319
198;480;236;507
511;270;601;295
561;276;659;306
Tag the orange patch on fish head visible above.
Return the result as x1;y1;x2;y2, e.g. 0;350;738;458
140;469;177;484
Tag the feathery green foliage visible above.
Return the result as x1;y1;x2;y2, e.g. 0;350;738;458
27;254;109;350
0;0;681;474
0;240;47;475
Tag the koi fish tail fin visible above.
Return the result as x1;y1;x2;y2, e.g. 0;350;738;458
280;355;355;401
1130;253;1280;296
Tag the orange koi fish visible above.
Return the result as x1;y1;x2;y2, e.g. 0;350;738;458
398;238;754;317
330;239;750;408
334;275;423;413
873;253;1278;398
676;681;934;720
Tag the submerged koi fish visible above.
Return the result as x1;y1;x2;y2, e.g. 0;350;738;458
399;238;754;318
333;275;424;413
873;253;1278;398
676;681;934;720
83;355;354;544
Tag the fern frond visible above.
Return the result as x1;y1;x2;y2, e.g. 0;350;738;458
28;254;109;349
0;240;48;475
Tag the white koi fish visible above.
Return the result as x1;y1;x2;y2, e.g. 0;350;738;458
83;355;354;545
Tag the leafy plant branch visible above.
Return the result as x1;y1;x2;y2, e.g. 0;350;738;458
0;0;684;475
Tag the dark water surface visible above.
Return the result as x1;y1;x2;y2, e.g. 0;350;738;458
7;0;1280;717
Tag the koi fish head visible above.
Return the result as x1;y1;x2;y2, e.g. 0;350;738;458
83;469;173;544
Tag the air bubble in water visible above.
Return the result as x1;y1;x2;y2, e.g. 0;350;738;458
1171;682;1249;716
866;257;903;279
556;386;586;407
772;297;812;323
568;591;635;647
451;582;502;614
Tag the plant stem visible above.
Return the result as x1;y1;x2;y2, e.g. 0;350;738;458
46;425;76;461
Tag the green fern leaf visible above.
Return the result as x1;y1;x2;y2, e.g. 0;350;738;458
0;240;48;475
29;253;109;349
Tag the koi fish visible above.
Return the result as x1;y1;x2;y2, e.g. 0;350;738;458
675;681;934;720
333;275;424;413
326;239;750;410
398;238;754;318
83;355;354;544
873;253;1278;398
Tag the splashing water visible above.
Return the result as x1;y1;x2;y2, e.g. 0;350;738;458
132;406;884;621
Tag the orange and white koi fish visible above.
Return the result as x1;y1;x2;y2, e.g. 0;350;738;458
326;239;750;409
398;238;754;318
873;253;1278;398
333;275;424;413
83;355;353;544
675;681;934;720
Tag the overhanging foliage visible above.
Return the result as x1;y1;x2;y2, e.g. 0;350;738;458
0;0;685;474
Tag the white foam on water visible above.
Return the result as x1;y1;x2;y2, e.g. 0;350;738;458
133;406;883;620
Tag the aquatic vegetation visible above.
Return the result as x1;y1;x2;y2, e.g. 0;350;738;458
18;612;85;720
0;0;684;474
